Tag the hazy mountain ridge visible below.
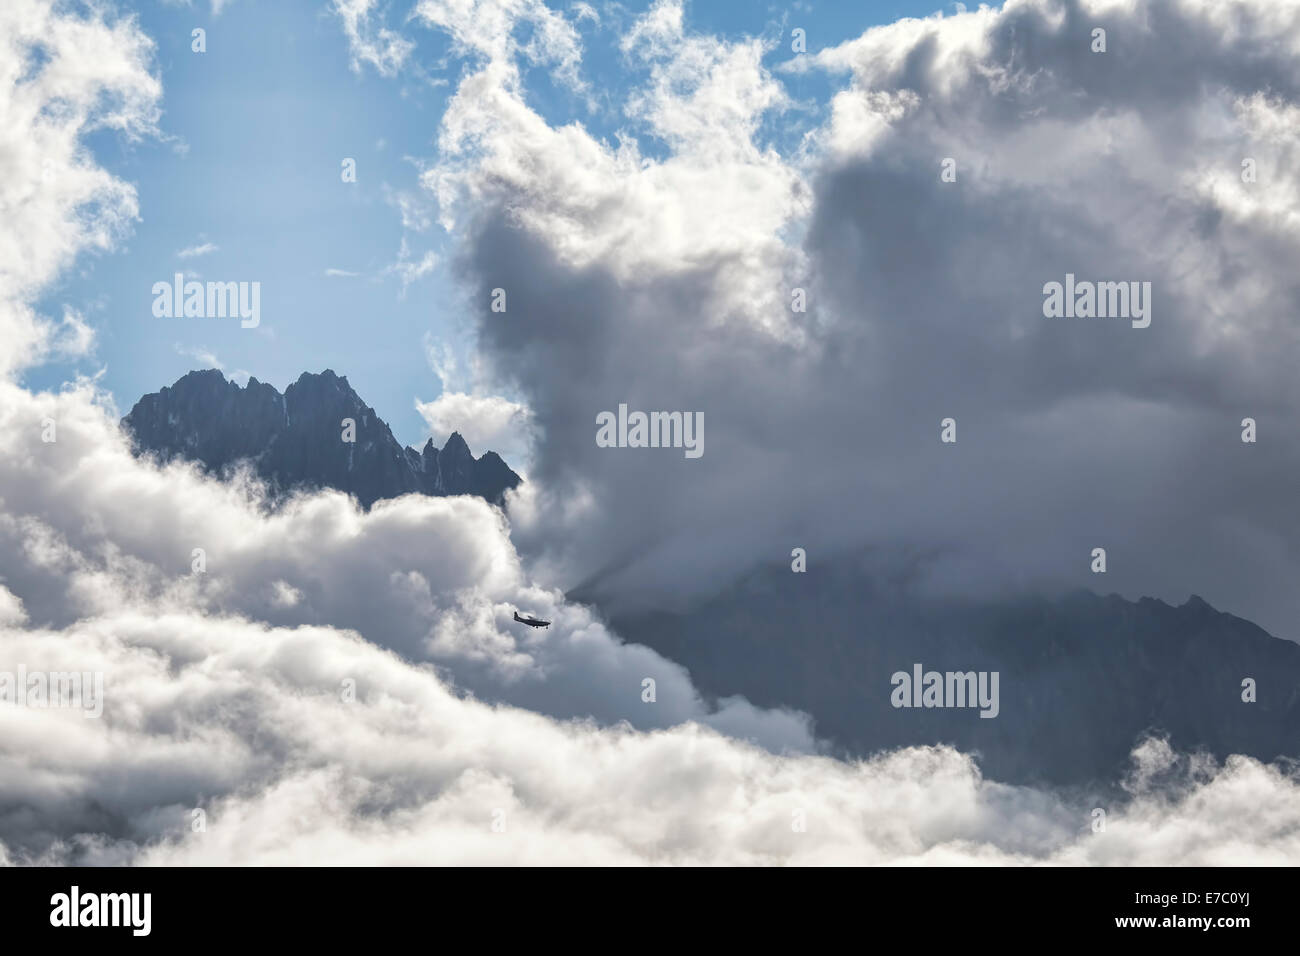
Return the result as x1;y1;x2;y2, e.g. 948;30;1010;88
123;371;1300;790
122;369;522;508
592;564;1300;787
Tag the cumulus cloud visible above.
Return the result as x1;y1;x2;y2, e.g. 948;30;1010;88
389;0;1300;642
425;0;804;336
417;334;535;466
0;401;1294;865
0;0;160;376
0;585;26;627
4;559;1299;864
0;3;814;863
4;0;1300;867
417;391;532;460
0;381;1292;864
0;379;814;750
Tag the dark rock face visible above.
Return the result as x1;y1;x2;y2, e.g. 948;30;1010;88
122;369;522;508
592;561;1300;789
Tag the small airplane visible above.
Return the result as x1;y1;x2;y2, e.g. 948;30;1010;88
513;610;551;629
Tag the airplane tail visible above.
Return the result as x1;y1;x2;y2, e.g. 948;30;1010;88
513;611;522;622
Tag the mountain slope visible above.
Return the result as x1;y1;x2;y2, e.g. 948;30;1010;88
590;561;1300;788
122;369;522;508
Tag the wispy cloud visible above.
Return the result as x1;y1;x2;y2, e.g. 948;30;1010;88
165;0;239;15
173;343;223;369
177;242;219;260
324;268;361;277
331;0;414;78
384;238;438;294
384;185;435;233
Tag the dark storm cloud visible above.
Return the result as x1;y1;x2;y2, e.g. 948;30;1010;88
446;0;1300;638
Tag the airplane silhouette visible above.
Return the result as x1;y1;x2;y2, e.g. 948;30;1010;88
513;610;551;629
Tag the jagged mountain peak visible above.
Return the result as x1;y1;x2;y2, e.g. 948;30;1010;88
122;369;522;508
290;368;351;390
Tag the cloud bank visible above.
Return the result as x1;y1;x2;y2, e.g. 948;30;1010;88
3;0;1300;866
375;0;1300;641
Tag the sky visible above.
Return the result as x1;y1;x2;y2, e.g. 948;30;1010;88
23;0;1300;639
22;0;975;452
5;0;1300;866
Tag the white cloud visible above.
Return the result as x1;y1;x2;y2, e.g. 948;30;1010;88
385;186;436;233
0;374;1296;865
173;343;223;369
417;391;533;461
0;379;813;751
0;0;161;376
177;241;218;259
2;0;1299;867
0;584;26;627
331;0;416;78
621;0;790;161
384;237;439;292
417;333;535;465
324;268;361;277
391;0;1300;638
414;0;587;91
159;0;238;13
50;307;97;360
421;0;807;341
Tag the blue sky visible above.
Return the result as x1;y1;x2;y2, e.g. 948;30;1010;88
28;0;975;449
